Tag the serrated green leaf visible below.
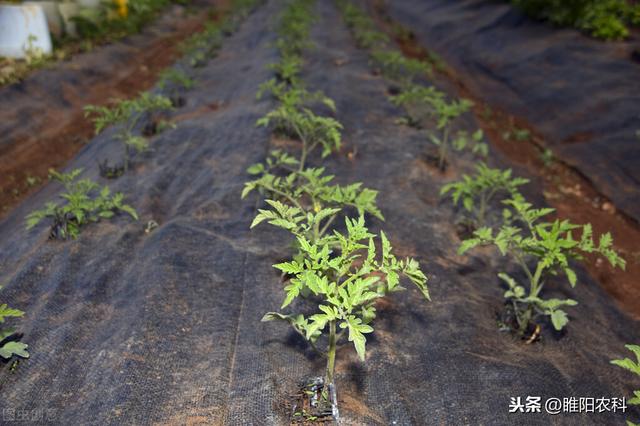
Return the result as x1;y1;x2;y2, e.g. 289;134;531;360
550;309;569;331
247;163;264;175
564;267;577;287
0;341;29;359
458;238;481;255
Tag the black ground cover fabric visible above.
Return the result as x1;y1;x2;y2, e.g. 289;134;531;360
0;0;639;424
383;0;640;224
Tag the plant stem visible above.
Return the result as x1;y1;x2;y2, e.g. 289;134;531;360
299;141;308;172
479;188;498;226
124;142;130;172
324;320;337;396
313;217;320;242
520;261;545;334
290;120;309;172
318;214;337;238
514;253;534;284
438;126;449;171
478;192;487;227
519;304;533;335
530;261;544;298
262;183;304;210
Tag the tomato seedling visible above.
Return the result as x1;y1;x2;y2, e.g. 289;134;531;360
0;293;29;360
390;83;486;170
158;68;194;91
459;196;625;335
425;95;486;170
268;54;303;87
158;68;194;106
441;163;529;227
275;0;316;57
611;344;640;426
84;92;173;173
257;106;342;170
244;151;383;247
372;51;429;80
336;0;390;49
370;50;431;87
179;20;223;68
25;169;138;240
262;216;429;405
390;84;446;128
257;80;335;112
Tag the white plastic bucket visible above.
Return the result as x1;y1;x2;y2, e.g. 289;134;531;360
0;4;53;59
24;1;63;38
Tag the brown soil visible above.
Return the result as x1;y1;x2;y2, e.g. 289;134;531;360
0;1;229;220
369;0;640;319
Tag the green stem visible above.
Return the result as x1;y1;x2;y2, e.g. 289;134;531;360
324;320;337;394
519;304;533;335
478;193;487;227
313;217;320;243
530;261;545;298
290;120;309;172
129;111;143;135
299;142;308;172
124;142;130;172
318;214;337;238
514;252;534;284
262;184;304;210
519;261;545;334
479;188;498;226
438;126;449;171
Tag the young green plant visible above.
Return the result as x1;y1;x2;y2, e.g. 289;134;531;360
158;68;194;106
390;84;446;128
179;20;223;68
25;169;138;240
243;150;383;249
267;53;303;87
275;0;316;57
336;1;486;170
459;196;625;335
425;96;487;170
336;0;390;49
441;163;529;227
257;104;341;171
0;293;29;360
84;92;173;174
611;344;640;426
391;84;486;170
262;216;429;404
370;50;431;88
